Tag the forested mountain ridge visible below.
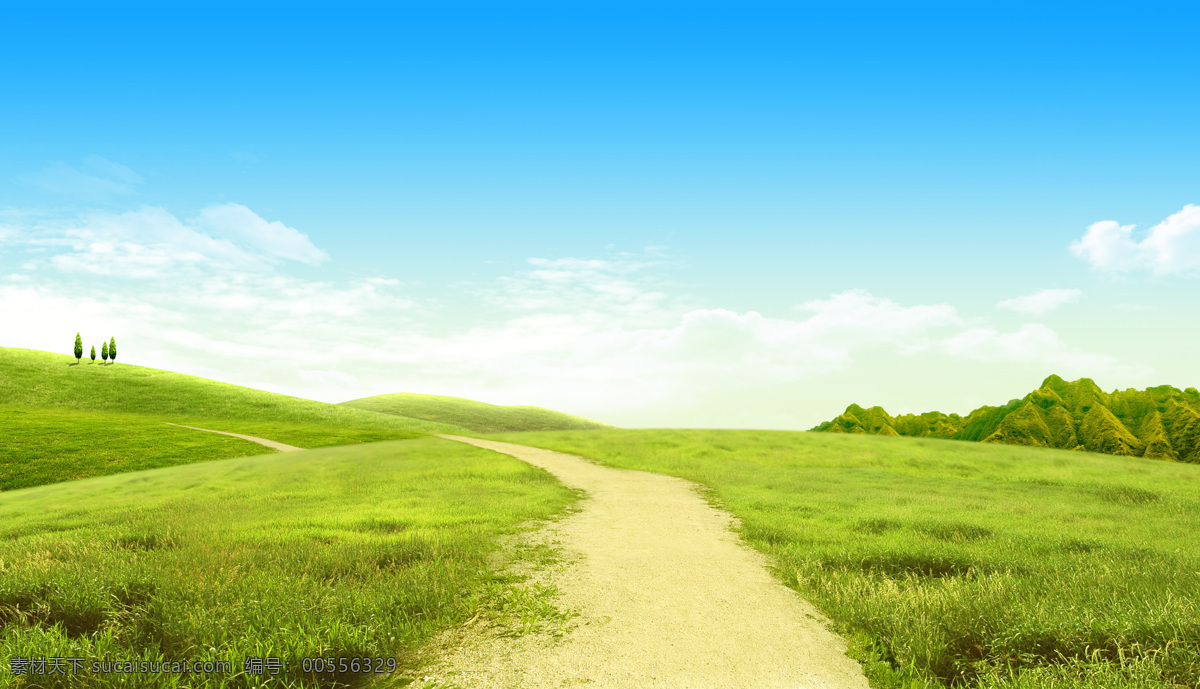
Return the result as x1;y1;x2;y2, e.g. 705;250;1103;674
811;375;1200;462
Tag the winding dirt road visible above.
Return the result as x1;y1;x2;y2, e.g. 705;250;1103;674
427;435;870;689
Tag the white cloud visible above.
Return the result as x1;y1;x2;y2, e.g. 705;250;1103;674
9;204;327;278
439;278;966;410
81;155;143;185
996;288;1083;316
1070;203;1200;275
793;289;960;346
195;203;328;265
478;252;678;325
920;323;1152;380
15;156;144;199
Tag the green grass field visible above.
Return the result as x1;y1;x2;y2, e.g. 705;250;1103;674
0;407;270;490
340;392;611;434
0;347;476;489
491;429;1200;689
10;343;1199;687
0;437;578;688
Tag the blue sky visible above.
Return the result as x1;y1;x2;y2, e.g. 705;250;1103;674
2;2;1198;427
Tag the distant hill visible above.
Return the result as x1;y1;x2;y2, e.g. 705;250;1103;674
0;347;472;489
340;392;613;434
811;375;1200;462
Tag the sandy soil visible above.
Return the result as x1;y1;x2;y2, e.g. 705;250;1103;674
422;435;871;689
163;422;304;452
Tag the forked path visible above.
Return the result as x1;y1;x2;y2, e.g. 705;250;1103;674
432;435;870;689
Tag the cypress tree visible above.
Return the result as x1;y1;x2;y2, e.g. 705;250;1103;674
74;333;82;363
90;345;96;362
109;337;117;363
101;341;109;362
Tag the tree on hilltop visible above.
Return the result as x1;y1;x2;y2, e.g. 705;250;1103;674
109;337;117;363
74;333;82;363
101;341;109;362
90;345;96;362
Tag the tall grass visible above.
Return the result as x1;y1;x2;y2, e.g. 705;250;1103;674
493;429;1200;689
0;438;577;688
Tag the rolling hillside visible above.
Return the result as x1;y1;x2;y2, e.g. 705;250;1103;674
0;347;467;434
0;347;472;489
340;392;613;433
812;374;1200;462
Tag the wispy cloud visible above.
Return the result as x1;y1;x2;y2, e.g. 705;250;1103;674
195;203;329;265
1070;203;1200;275
793;289;960;347
996;288;1083;316
7;204;327;278
15;155;144;199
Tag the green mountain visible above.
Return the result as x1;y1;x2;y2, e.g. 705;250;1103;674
339;392;614;434
811;375;1200;462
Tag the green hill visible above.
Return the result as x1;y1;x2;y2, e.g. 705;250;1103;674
340;392;613;433
0;347;472;489
812;374;1200;462
0;347;467;434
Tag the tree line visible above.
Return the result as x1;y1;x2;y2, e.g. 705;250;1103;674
74;333;117;364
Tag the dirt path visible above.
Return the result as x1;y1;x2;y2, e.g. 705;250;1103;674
163;422;304;452
427;434;870;689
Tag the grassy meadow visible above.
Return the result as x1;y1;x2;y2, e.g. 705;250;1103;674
492;429;1200;689
340;392;611;434
10;342;1198;687
0;437;578;688
0;347;474;488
